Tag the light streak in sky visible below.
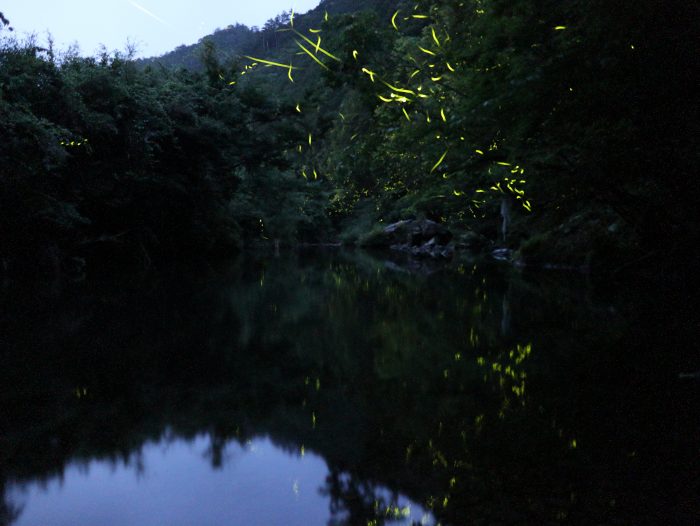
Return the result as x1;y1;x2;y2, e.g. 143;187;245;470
127;1;172;27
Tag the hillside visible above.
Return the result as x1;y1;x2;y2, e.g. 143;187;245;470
138;0;399;71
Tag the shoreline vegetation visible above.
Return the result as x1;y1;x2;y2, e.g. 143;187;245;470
1;1;698;284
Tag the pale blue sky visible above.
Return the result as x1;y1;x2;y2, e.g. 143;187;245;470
3;0;321;57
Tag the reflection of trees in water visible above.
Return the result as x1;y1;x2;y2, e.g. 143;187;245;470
0;481;22;526
0;252;695;525
322;470;421;526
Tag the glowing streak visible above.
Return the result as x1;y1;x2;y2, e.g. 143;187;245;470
324;11;328;22
362;68;376;82
431;150;448;173
127;1;171;26
290;9;294;27
378;95;393;102
352;50;359;60
309;28;322;33
418;46;436;56
308;133;312;145
391;10;400;30
431;27;441;47
296;103;301;112
440;108;446;121
446;62;455;72
244;55;298;70
292;29;340;61
295;40;329;69
382;81;415;96
554;25;566;30
409;69;420;79
475;150;484;155
412;14;429;19
402;107;411;121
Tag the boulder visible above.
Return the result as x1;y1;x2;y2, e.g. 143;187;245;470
381;219;454;259
383;219;452;245
491;248;512;261
456;231;489;250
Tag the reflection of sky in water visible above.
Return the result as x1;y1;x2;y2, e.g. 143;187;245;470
9;436;434;526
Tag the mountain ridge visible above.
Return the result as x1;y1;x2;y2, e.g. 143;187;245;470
138;0;400;71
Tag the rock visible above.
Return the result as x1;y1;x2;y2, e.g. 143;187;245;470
380;219;454;259
410;237;456;259
361;219;459;259
456;231;489;250
491;248;512;261
382;219;452;246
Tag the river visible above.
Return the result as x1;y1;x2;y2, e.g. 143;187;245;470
0;250;697;525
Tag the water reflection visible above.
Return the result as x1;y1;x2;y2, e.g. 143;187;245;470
0;250;697;525
8;436;433;526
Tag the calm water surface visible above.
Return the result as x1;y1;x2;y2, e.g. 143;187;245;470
10;436;433;526
0;250;697;525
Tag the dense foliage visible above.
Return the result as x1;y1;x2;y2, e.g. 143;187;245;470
1;0;697;278
0;30;329;276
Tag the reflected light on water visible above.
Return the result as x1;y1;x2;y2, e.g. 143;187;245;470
8;436;434;526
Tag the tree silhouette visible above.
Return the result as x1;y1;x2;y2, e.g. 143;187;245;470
0;12;12;31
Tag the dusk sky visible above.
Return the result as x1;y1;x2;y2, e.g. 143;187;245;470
2;1;321;57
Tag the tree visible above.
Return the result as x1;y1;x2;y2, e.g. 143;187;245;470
0;12;12;32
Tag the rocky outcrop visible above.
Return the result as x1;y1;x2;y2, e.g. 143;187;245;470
378;219;454;259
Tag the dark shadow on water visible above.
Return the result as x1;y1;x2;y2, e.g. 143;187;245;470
0;250;698;525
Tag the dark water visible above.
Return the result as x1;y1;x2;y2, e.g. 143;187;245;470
0;250;697;525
